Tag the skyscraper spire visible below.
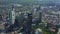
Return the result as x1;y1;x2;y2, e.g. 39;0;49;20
12;5;14;10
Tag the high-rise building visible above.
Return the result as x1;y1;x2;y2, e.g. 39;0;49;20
9;5;16;25
23;13;32;34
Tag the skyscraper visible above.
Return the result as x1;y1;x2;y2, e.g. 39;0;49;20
9;5;16;25
23;13;32;34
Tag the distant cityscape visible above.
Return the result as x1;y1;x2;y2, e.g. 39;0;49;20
0;0;60;34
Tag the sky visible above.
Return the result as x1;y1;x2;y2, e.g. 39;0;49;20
37;0;59;1
0;0;60;5
0;0;60;2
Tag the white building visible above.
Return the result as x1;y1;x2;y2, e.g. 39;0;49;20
11;7;16;24
9;6;16;25
57;28;60;34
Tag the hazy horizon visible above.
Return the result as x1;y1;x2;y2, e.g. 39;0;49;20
0;0;60;5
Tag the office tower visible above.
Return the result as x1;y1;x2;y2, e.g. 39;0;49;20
4;5;16;33
23;13;32;34
9;5;16;25
36;5;42;24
